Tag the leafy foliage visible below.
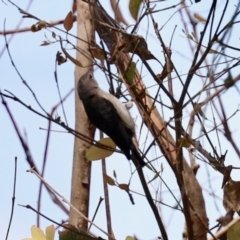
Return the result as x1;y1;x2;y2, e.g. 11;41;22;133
23;225;55;240
86;138;116;161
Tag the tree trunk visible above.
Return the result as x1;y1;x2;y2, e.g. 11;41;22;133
69;0;94;230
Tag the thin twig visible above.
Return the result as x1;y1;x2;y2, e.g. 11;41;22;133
5;157;17;240
88;197;104;232
28;168;115;239
100;131;113;240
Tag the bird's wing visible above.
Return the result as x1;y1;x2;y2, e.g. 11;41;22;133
82;93;134;158
99;90;136;131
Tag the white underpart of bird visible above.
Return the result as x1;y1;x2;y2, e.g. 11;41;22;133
125;101;133;110
77;69;145;167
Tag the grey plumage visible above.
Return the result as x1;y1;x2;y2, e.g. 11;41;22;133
77;69;145;167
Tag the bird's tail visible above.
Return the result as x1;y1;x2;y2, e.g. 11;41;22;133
131;144;146;167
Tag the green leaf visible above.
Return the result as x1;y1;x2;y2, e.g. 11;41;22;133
59;224;99;240
227;221;240;240
124;62;136;84
148;171;161;184
224;73;235;88
178;137;192;148
129;0;143;21
86;137;116;161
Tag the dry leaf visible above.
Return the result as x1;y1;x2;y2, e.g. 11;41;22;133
119;33;156;60
110;0;128;25
56;52;67;65
31;24;42;32
64;11;73;31
118;183;129;191
227;221;240;240
193;13;206;22
40;41;50;46
89;40;105;61
223;180;240;214
222;165;233;188
217;210;234;226
38;21;47;28
104;174;115;186
59;37;83;67
31;21;47;32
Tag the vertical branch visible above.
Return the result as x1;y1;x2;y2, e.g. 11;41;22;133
37;118;52;227
5;157;17;240
69;0;95;230
100;131;113;240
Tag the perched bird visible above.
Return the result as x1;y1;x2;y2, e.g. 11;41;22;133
77;69;145;167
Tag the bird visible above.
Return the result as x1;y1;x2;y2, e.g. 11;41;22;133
77;69;145;167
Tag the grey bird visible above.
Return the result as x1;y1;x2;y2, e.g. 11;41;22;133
77;69;145;167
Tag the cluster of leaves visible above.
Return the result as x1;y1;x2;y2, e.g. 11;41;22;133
23;225;137;240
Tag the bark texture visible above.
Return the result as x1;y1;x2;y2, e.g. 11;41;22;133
69;0;94;230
